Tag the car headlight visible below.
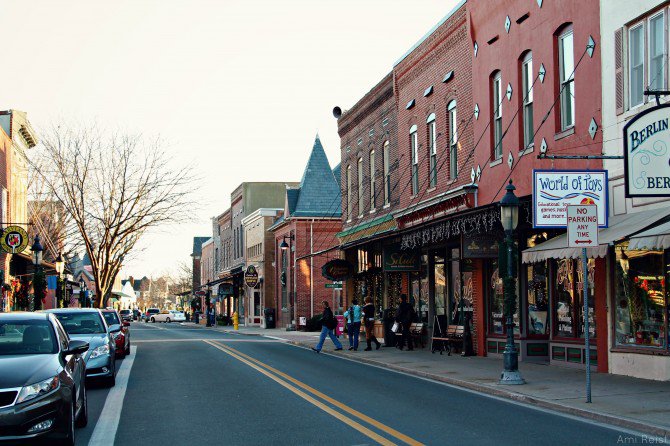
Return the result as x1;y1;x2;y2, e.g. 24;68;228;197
16;376;60;404
89;344;110;359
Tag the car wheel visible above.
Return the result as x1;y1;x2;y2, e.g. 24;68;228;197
75;386;88;428
166;317;171;323
57;400;75;446
106;362;116;388
151;317;155;323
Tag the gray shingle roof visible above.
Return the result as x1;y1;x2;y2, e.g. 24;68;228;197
293;136;341;217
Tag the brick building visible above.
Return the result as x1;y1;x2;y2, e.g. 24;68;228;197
271;136;342;329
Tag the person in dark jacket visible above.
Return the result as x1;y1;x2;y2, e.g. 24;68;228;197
312;301;343;353
395;294;414;350
362;297;381;351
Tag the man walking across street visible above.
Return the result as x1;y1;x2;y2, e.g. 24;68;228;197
312;300;343;353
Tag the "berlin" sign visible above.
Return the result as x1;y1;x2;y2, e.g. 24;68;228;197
624;103;670;197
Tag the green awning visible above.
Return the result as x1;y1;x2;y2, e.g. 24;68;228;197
337;214;396;244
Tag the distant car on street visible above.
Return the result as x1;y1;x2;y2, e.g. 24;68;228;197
101;310;131;357
144;308;160;323
43;309;118;387
119;309;132;322
0;312;89;445
150;310;185;323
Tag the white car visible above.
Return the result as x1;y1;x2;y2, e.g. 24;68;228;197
150;310;185;323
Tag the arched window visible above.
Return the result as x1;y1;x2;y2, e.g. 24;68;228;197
427;113;437;187
369;149;376;211
557;24;574;130
410;124;418;195
491;71;503;160
447;100;458;179
346;165;352;220
520;51;534;149
383;141;391;206
357;158;364;216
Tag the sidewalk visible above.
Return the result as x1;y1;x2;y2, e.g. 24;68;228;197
199;324;670;437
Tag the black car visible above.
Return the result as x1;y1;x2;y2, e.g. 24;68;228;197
0;312;88;445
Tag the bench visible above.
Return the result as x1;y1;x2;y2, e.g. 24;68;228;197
431;325;464;356
394;322;425;349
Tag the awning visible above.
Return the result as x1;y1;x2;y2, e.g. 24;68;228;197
628;219;670;251
337;214;396;245
522;208;670;263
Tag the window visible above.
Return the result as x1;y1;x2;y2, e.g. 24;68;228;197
383;141;391;206
492;72;503;160
614;247;668;349
649;13;665;92
369;149;376;210
488;259;520;335
521;52;534;149
554;258;595;339
448;101;458;179
346;165;352;220
410;125;418;195
357;157;364;216
558;27;575;129
629;23;645;107
427;114;437;187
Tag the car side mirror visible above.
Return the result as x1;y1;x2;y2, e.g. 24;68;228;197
64;339;89;356
123;321;130;327
108;324;122;334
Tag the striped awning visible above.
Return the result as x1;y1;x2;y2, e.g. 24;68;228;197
337;214;396;245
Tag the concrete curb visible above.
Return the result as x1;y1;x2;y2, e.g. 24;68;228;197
225;329;669;438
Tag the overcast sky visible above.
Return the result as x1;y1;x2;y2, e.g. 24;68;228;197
0;0;459;279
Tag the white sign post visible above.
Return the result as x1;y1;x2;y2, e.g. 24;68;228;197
567;204;598;404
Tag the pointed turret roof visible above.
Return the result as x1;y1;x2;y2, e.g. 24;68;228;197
292;136;341;217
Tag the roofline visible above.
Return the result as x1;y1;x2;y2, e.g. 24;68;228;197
241;208;283;225
393;0;466;67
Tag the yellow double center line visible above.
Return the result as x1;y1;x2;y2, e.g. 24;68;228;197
203;340;424;446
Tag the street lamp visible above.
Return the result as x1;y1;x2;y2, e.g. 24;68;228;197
55;252;65;308
499;180;525;385
31;235;43;267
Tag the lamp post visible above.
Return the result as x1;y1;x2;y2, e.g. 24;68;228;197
31;235;44;311
55;252;65;308
499;180;525;385
280;234;295;330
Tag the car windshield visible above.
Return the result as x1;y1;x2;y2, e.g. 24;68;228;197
148;309;159;314
102;312;120;326
55;312;106;335
0;320;58;355
120;310;131;315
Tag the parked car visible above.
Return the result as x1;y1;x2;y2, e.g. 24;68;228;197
43;309;118;387
150;310;184;323
0;312;89;445
101;310;130;358
119;309;132;322
144;308;160;323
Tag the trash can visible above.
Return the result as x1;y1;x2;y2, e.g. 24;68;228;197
264;308;276;329
382;309;396;347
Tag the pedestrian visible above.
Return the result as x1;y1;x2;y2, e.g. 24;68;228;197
395;294;414;351
205;304;212;327
312;300;343;353
343;299;362;351
362;297;381;351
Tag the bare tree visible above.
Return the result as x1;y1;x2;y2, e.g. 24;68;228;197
28;124;197;308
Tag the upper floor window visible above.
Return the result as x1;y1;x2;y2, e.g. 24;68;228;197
369;149;376;211
357;157;364;217
448;101;458;179
410;125;419;195
649;12;666;92
630;23;645;107
558;27;575;130
492;72;503;160
427;113;437;188
346;165;352;220
521;52;534;149
383;141;391;206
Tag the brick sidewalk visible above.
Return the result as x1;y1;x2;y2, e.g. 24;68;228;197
192;323;670;437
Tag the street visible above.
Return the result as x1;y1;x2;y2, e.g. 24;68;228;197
74;322;643;446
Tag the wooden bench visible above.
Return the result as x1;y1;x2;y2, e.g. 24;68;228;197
431;325;464;356
394;322;425;349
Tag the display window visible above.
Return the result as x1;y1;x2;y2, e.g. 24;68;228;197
410;254;430;323
614;246;668;349
526;261;549;336
488;259;519;335
553;258;595;339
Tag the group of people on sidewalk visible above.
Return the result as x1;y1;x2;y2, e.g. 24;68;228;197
312;294;415;353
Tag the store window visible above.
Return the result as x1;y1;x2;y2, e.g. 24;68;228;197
527;234;549;336
488;259;519;335
614;247;667;349
434;253;447;317
554;258;595;339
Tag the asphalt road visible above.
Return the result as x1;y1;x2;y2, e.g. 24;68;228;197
74;322;648;446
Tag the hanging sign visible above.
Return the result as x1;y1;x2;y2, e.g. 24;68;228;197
218;283;234;296
244;265;259;288
321;259;354;280
0;226;29;254
623;103;670;197
533;170;608;228
567;205;599;248
383;243;420;271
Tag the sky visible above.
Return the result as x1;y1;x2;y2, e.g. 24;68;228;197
0;0;460;279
